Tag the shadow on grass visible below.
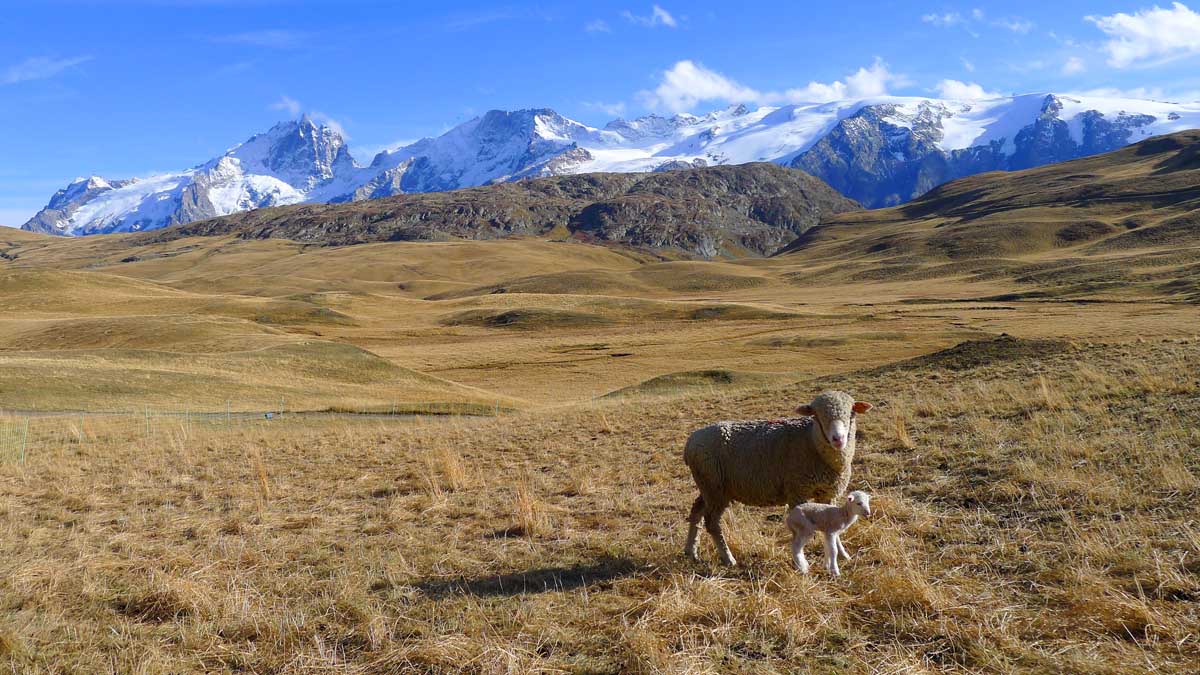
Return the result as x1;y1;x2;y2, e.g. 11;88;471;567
410;556;645;598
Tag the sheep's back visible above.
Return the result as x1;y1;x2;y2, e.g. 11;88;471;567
685;418;835;507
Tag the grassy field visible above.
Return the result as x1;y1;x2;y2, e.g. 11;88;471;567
2;138;1200;672
0;336;1196;673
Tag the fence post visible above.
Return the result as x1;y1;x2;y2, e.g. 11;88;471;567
19;418;28;465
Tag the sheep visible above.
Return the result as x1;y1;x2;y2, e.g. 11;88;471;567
786;490;871;575
683;390;873;566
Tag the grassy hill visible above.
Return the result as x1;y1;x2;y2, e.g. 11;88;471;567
778;130;1200;304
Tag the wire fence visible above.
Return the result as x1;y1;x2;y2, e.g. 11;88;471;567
0;402;496;467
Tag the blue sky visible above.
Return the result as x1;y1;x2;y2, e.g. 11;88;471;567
4;0;1200;225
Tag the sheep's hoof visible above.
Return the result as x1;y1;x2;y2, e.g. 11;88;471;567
720;554;737;566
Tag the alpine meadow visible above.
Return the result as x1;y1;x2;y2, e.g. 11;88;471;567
2;2;1200;673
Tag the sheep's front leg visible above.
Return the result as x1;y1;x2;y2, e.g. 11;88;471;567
824;533;840;576
836;537;852;561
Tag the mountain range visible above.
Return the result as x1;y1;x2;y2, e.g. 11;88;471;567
21;93;1200;238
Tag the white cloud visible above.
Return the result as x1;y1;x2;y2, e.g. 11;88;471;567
585;19;611;33
1062;56;1087;75
269;95;302;117
971;8;985;20
639;60;760;111
639;58;909;112
582;100;627;117
311;111;348;139
213;29;309;48
922;12;963;27
993;18;1034;33
783;58;909;101
1088;2;1200;67
623;4;677;28
960;57;976;72
935;79;1001;99
266;96;348;138
2;55;92;85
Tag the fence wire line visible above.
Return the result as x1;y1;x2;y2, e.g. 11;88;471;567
0;403;492;465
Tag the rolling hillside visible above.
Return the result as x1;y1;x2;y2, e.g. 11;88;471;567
127;162;859;258
779;130;1200;303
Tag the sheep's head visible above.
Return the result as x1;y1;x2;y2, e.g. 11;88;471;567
845;490;872;517
795;390;872;451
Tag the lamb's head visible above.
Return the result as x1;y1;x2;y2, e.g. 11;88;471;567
845;490;871;517
795;390;873;451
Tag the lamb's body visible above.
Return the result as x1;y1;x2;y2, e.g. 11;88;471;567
786;491;871;575
683;391;870;566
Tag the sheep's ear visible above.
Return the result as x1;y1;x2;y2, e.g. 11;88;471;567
846;494;855;502
852;401;873;414
795;404;815;416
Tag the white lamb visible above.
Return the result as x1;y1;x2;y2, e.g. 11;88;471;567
785;490;871;575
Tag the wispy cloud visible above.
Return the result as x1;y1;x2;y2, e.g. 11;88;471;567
310;111;347;138
213;29;309;48
622;4;677;28
267;96;348;138
993;17;1034;34
922;9;1032;36
2;55;92;85
960;57;976;73
269;95;302;117
582;100;627;117
445;9;515;31
1088;2;1200;68
585;19;611;33
921;12;964;28
639;58;909;112
1062;56;1086;75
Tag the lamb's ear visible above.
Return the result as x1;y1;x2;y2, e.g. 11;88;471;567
795;404;815;416
846;494;855;503
852;401;873;414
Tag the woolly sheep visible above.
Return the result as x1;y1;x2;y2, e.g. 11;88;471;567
786;490;871;575
683;390;873;565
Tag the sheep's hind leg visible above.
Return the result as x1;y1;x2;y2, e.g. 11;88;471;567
705;500;736;566
684;495;705;561
836;537;852;561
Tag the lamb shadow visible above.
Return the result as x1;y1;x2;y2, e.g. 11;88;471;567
411;556;644;598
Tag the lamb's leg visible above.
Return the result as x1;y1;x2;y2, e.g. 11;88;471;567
790;528;813;573
705;500;736;566
824;533;840;576
684;495;705;561
836;537;852;561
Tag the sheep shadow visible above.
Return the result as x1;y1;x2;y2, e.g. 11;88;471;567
411;555;644;598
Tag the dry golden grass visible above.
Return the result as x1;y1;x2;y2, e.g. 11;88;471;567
4;191;1200;672
0;338;1196;673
